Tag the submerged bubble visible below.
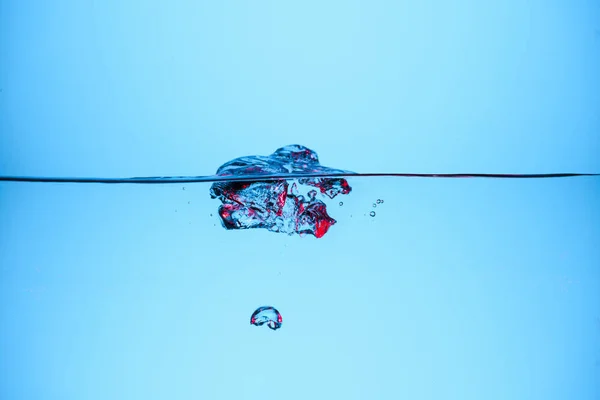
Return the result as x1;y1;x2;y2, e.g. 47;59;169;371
210;145;353;238
370;211;376;217
372;203;377;208
377;199;384;204
339;201;343;206
250;306;282;331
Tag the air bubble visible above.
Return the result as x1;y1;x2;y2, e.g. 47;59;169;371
339;201;343;206
372;203;377;208
370;211;376;217
251;306;282;331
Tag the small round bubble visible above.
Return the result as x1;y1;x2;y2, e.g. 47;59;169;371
372;203;377;208
339;201;343;206
370;211;376;217
376;199;382;204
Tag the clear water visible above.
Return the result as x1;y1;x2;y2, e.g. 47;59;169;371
2;176;598;399
2;1;599;399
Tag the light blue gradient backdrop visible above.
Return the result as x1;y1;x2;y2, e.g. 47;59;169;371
1;1;599;399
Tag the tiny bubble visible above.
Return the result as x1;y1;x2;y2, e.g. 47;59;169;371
372;203;377;208
339;201;343;206
182;187;186;190
376;199;382;204
188;201;190;204
210;213;213;217
370;211;376;217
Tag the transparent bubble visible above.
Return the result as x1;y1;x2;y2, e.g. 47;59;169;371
376;199;382;204
250;306;282;331
339;201;343;206
372;203;377;208
370;211;376;217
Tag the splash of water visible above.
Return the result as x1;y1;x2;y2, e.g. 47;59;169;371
210;145;352;238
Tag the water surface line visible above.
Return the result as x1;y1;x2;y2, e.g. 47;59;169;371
0;172;598;184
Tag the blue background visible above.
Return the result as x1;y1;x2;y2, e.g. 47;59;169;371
1;1;599;399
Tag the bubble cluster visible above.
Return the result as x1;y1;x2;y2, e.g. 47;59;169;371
366;198;384;217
